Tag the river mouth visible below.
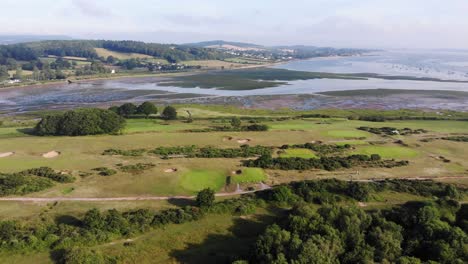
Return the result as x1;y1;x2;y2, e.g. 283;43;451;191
2;50;468;114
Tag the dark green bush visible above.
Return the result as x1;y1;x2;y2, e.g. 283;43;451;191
34;108;125;136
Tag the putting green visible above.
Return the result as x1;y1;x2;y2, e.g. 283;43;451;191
180;169;227;192
231;168;267;184
280;148;318;159
325;130;370;139
352;145;419;159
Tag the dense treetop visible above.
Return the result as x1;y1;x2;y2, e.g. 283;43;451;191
34;108;125;136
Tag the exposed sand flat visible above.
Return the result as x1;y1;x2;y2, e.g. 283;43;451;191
42;151;60;158
0;152;14;158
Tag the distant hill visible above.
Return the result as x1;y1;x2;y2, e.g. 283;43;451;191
185;40;371;59
184;40;266;51
0;39;232;63
0;35;72;45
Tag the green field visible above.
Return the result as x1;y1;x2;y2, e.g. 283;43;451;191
180;169;227;192
279;148;318;159
95;48;155;60
1;107;467;200
231;168;267;184
352;145;420;159
325;129;370;139
1;105;468;264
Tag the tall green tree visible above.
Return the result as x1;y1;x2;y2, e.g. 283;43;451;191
196;188;215;207
230;117;241;128
117;103;138;117
161;105;177;120
137;102;158;118
0;66;9;81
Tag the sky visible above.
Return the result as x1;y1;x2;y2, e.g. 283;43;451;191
1;0;468;49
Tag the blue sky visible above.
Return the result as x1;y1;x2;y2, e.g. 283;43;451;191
2;0;468;48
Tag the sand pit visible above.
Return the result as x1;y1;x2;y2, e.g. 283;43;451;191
164;168;178;173
237;139;251;144
0;152;14;158
42;151;60;158
223;136;234;142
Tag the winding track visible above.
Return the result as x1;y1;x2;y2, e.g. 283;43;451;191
0;176;465;202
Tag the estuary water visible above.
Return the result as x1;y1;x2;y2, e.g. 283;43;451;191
1;50;468;112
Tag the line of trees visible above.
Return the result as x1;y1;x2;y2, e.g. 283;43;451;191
148;144;273;159
109;102;177;120
243;153;408;171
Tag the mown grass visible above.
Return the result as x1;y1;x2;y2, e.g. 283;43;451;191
325;130;370;139
352;145;420;159
180;169;227;192
124;119;209;133
231;168;266;184
280;148;318;159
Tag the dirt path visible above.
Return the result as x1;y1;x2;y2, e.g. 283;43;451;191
0;188;268;202
0;176;464;203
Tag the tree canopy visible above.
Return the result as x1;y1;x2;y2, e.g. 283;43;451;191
161;106;178;120
34;108;125;136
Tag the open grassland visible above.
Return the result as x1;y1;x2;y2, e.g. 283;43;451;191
352;145;420;159
95;48;154;60
1;109;467;201
0;209;275;264
279;148;318;159
0;200;176;222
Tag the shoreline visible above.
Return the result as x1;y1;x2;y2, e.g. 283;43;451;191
0;60;285;92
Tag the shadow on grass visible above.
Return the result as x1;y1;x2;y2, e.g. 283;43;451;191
55;215;82;227
169;210;279;264
167;198;195;207
16;127;35;135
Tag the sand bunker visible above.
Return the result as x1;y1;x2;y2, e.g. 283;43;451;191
0;152;14;158
232;169;242;175
237;139;251;144
222;136;234;142
164;168;178;173
42;151;60;158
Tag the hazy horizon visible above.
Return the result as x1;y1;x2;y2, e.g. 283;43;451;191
1;0;468;49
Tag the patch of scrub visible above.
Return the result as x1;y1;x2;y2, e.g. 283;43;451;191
180;169;226;192
352;145;419;159
280;148;318;159
325;130;370;139
0;152;14;158
42;151;60;158
231;168;267;184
